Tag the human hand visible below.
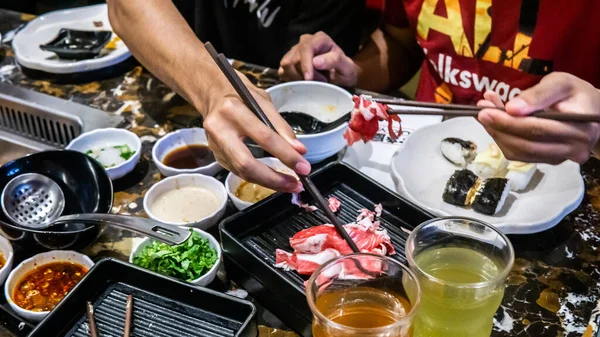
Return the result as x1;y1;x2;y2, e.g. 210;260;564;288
278;32;358;87
477;72;600;164
201;71;310;193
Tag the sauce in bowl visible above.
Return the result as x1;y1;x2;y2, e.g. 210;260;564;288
13;262;87;312
235;181;276;203
150;186;221;223
162;144;216;169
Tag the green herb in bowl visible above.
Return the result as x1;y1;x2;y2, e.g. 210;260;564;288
132;230;218;281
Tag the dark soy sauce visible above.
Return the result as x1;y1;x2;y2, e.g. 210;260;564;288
163;144;216;169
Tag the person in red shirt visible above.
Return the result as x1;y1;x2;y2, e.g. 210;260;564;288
278;0;600;165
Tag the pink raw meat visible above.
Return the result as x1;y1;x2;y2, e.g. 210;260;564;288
291;194;342;213
343;95;402;146
274;205;394;276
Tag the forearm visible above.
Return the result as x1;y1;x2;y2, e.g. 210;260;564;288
354;25;423;93
106;0;224;115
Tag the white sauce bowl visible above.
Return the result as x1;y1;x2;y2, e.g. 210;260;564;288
66;128;142;180
266;81;353;163
129;228;222;286
143;173;227;230
152;128;222;177
5;250;94;322
225;157;293;211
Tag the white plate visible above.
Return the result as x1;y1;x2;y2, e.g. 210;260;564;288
12;4;130;74
390;117;584;234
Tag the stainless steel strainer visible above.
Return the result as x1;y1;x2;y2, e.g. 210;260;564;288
1;173;191;245
1;173;65;229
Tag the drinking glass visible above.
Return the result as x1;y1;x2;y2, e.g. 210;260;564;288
306;253;421;337
405;217;514;337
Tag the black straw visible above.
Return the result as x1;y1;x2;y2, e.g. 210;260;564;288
204;42;359;253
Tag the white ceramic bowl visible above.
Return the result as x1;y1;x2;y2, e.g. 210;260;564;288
225;157;294;211
5;250;94;322
0;236;14;286
266;81;353;163
143;173;227;230
152;128;222;177
66;128;141;180
129;228;222;286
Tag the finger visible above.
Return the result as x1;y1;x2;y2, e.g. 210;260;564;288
483;90;505;107
477;99;497;108
299;33;336;80
279;47;304;81
478;108;591;143
258;97;308;155
234;104;311;176
506;73;573;116
223;137;303;193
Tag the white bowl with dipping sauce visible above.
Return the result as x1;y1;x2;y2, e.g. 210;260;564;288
143;173;227;230
225;157;295;211
152;128;222;177
5;250;94;322
129;228;222;286
266;81;353;164
66;128;141;180
0;236;14;286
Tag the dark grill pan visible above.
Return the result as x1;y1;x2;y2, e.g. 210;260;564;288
220;162;434;336
28;258;257;337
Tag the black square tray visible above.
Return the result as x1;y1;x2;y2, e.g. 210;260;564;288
219;162;434;336
28;258;257;337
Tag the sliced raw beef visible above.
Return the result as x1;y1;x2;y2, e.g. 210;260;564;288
274;205;394;276
343;95;402;145
291;194;341;213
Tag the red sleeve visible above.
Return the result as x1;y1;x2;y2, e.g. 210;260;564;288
383;0;410;28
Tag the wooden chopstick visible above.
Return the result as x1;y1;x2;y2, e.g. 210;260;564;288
86;302;98;337
386;107;600;122
123;295;133;337
372;97;600;123
204;42;360;253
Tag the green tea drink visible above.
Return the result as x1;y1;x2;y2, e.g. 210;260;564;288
413;247;504;337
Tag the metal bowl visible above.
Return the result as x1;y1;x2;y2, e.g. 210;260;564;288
0;150;113;250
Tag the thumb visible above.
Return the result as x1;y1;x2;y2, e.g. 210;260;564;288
506;74;572;116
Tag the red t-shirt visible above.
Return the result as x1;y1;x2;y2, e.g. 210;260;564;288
384;0;600;104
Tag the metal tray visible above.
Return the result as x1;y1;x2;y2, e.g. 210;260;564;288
28;258;257;337
220;162;434;336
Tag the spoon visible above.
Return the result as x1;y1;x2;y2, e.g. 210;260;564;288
1;173;191;245
280;111;350;135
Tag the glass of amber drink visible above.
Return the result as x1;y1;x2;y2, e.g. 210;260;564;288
307;253;421;337
405;217;515;337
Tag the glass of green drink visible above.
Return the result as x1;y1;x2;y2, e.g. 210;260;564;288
405;217;514;337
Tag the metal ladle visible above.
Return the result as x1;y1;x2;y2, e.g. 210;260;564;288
1;173;191;245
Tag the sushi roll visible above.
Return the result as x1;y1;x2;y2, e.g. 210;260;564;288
442;169;481;206
440;138;478;167
472;178;510;215
469;143;509;179
506;161;537;191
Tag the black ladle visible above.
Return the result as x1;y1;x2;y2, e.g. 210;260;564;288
280;111;350;135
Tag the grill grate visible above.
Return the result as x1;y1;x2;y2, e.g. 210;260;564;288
242;185;413;287
66;283;241;337
0;102;80;147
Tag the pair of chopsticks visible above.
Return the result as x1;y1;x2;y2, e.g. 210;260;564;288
204;42;360;253
87;295;133;337
371;97;600;122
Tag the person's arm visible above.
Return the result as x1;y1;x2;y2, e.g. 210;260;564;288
477;72;600;164
278;1;423;92
107;0;310;193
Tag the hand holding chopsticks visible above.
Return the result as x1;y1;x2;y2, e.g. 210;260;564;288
204;42;360;253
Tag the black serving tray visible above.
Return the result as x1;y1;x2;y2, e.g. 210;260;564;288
28;258;257;337
39;29;112;60
219;162;434;336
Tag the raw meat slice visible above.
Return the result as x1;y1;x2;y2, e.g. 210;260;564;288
291;194;341;213
343;95;402;145
328;197;341;213
274;205;394;276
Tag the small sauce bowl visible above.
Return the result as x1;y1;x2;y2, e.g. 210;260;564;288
152;128;222;177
